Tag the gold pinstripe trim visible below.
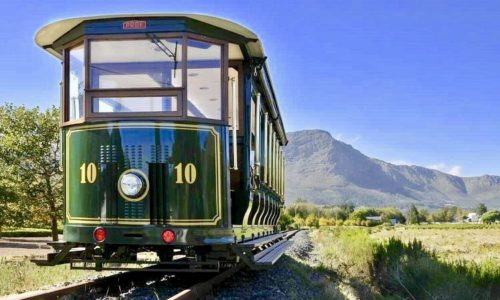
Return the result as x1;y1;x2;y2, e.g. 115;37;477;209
65;122;222;226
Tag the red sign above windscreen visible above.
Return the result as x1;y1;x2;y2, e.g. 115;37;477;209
123;20;147;30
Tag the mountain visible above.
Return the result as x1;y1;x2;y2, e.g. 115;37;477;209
284;130;500;209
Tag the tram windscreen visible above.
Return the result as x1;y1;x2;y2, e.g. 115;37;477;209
89;38;183;89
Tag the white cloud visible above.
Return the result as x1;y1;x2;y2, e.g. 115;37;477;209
389;160;464;176
426;163;463;176
389;160;415;166
332;132;361;144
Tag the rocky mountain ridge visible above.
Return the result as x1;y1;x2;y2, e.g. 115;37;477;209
284;130;500;209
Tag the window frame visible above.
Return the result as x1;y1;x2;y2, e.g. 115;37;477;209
185;34;227;122
62;38;86;125
61;33;228;126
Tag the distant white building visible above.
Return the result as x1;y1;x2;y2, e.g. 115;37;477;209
467;213;479;223
366;216;382;222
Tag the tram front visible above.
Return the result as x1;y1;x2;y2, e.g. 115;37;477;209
39;17;236;248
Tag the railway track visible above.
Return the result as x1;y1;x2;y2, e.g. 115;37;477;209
3;230;300;300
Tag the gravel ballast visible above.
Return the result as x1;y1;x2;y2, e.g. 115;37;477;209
214;230;328;300
83;230;334;299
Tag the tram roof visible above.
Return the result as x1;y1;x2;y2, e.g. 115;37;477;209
35;14;287;145
35;13;264;59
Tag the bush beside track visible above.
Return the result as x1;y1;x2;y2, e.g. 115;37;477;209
0;228;63;237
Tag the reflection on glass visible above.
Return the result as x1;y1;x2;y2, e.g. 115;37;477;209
92;96;177;113
69;44;84;120
187;40;222;120
90;38;183;89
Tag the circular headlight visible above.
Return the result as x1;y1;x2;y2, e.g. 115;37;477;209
119;172;144;198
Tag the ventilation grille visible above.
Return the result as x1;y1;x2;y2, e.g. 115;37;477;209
100;145;117;163
124;145;143;169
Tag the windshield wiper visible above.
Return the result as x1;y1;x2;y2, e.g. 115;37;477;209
147;33;178;79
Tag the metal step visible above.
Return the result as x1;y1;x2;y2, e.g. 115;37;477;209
239;232;286;248
254;240;292;266
232;231;296;269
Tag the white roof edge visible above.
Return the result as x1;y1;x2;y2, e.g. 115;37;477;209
35;13;263;57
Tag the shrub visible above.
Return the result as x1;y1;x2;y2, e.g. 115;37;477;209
278;211;294;230
305;214;319;228
1;228;63;237
372;238;499;299
481;210;500;224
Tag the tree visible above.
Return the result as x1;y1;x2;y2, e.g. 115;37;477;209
0;104;62;241
293;215;305;228
430;207;457;223
476;203;487;216
481;210;500;224
407;205;420;224
379;207;405;223
0;172;19;236
418;208;429;223
305;213;319;228
349;207;379;221
278;210;293;230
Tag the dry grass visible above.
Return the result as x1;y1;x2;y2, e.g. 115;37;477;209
370;226;500;264
311;226;500;299
0;256;110;296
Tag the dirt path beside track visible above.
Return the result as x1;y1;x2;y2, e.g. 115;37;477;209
0;236;61;257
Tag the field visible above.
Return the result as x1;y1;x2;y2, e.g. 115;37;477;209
311;224;500;299
0;257;106;296
370;225;500;264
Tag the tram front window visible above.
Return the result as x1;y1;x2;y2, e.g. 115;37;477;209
68;44;84;121
89;38;183;89
66;35;225;119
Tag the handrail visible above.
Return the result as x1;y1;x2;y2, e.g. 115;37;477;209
255;93;261;175
231;78;238;170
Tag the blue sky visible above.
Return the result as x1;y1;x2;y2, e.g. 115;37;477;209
0;0;499;177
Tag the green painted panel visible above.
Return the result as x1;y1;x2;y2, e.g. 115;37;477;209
64;122;227;226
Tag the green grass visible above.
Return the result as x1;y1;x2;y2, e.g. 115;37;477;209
0;257;109;296
372;238;499;299
311;227;500;299
311;228;377;298
0;227;62;237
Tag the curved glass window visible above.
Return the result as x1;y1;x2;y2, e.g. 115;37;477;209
187;40;222;120
68;44;84;120
90;38;183;89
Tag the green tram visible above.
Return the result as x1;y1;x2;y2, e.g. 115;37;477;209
34;14;288;271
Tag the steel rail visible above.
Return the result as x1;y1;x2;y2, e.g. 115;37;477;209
168;229;301;300
3;230;300;300
168;263;244;300
2;271;132;300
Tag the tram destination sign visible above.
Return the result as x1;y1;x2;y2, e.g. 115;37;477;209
123;20;147;30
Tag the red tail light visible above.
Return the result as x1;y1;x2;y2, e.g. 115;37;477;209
161;229;175;244
93;227;106;242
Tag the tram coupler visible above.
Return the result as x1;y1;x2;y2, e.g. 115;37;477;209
31;242;78;266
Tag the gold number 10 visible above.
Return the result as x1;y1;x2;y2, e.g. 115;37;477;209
174;163;197;184
80;163;97;184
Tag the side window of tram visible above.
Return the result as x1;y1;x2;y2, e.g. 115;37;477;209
68;44;84;120
186;40;222;120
